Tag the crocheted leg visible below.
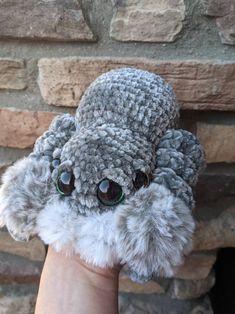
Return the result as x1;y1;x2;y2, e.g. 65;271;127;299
31;113;76;161
115;169;195;283
156;129;206;187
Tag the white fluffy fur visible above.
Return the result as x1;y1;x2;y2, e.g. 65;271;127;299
115;183;195;281
0;157;51;241
37;200;119;267
37;183;194;279
0;155;195;279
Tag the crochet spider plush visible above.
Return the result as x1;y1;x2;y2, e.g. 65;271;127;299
0;68;205;282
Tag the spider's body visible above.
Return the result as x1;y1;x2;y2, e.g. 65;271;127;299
0;68;205;282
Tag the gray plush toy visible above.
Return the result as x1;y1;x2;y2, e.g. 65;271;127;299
0;68;205;282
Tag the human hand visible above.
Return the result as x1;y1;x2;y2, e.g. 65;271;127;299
35;246;121;314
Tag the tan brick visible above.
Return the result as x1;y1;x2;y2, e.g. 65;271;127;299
174;253;216;280
110;0;185;42
119;294;213;313
197;122;235;163
0;108;59;149
38;58;235;111
0;0;95;42
0;59;26;90
170;272;215;299
119;272;164;294
216;13;235;45
206;0;230;17
206;0;235;45
0;231;45;262
193;205;235;251
0;294;36;314
0;252;42;284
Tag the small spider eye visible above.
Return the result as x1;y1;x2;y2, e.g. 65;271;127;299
56;171;75;196
51;158;60;171
133;171;150;189
97;178;124;206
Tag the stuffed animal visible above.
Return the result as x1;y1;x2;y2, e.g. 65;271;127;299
0;68;205;282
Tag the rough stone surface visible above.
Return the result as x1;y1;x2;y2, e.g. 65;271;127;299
0;252;42;284
216;13;235;45
195;164;235;221
0;284;38;313
0;59;26;90
173;253;216;280
206;0;235;45
119;294;213;314
193;206;235;251
197;122;235;163
38;58;235;110
0;290;36;314
170;272;215;299
206;0;230;16
119;272;164;294
110;0;185;42
0;231;45;262
0;0;95;42
119;252;216;295
0;108;58;149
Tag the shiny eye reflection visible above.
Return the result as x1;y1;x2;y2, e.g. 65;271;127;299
133;171;149;189
56;171;75;196
52;158;60;168
50;158;60;172
97;179;124;206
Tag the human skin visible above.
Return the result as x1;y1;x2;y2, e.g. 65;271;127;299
35;246;120;314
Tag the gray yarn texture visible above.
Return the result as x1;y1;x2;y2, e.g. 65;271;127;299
0;68;205;282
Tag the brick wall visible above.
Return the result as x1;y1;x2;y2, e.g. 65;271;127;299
0;0;234;313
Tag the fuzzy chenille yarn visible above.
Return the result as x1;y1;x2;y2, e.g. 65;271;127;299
0;68;205;282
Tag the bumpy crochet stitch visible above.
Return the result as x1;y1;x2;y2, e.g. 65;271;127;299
0;68;205;282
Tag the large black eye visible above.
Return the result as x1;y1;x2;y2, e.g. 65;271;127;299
97;179;124;206
133;171;149;189
56;171;75;196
